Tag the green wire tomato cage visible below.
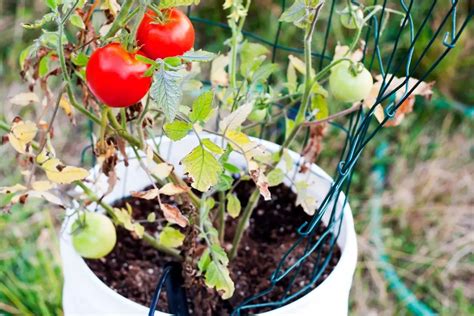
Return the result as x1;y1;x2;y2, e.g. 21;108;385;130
77;0;473;314
176;1;472;315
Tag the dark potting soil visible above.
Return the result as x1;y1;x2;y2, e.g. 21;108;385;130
86;181;341;315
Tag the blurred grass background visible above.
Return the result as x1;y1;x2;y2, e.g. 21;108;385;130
0;1;473;315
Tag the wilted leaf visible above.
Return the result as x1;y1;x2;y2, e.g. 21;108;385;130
158;226;185;248
159;183;189;196
288;55;315;77
210;55;229;87
249;161;271;201
29;190;63;206
131;188;160;200
9;92;39;106
0;184;27;194
161;203;188;227
295;181;318;215
220;102;253;132
226;193;241;218
181;145;223;192
301;123;327;172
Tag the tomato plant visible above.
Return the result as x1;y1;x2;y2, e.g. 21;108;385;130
72;212;117;259
329;61;373;103
137;8;195;60
86;43;151;108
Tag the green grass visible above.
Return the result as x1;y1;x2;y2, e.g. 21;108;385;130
0;154;63;316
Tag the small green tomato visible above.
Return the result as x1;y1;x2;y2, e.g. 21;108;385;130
329;61;373;103
248;108;267;122
72;212;117;259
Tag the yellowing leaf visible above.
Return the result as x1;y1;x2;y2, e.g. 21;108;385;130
41;158;89;184
226;193;241;218
267;168;284;187
181;146;223;192
31;180;55;192
59;96;75;124
159;183;189;196
8;119;38;154
205;261;235;300
163;120;192;141
202;139;224;154
295;181;318;215
161;203;189;227
158;226;185;248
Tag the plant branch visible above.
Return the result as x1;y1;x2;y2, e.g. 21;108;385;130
76;181;182;259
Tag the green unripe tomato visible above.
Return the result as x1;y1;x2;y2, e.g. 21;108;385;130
340;7;364;30
72;212;117;259
248;108;267;122
329;61;373;103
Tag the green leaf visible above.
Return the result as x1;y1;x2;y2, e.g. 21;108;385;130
158;0;200;9
267;168;284;187
251;63;279;84
227;193;241;218
70;13;85;29
311;95;329;120
38;56;50;77
214;174;233;192
181;50;216;62
72;52;89;67
22;12;56;29
19;45;36;69
285;117;295;140
163;121;192;141
46;0;59;10
202;139;224;154
204;262;235;300
240;41;269;77
181;145;223;192
150;64;184;122
147;212;156;222
198;248;211;273
158;226;185;248
279;0;307;27
189;91;214;123
223;162;241;174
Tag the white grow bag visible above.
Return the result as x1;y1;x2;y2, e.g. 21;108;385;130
60;136;357;316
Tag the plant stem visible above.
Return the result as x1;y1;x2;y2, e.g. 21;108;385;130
76;181;182;259
103;0;134;40
228;0;252;90
218;191;226;243
229;189;260;260
294;1;325;125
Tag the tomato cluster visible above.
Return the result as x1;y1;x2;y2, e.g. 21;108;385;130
86;8;195;108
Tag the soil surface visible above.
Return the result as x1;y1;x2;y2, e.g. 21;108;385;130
86;181;341;315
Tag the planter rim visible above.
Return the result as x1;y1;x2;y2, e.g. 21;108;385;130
61;135;357;315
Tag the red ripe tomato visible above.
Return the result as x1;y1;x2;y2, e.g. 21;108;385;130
137;8;195;60
86;43;151;108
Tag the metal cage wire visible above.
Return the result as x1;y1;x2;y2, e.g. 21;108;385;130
123;0;471;314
